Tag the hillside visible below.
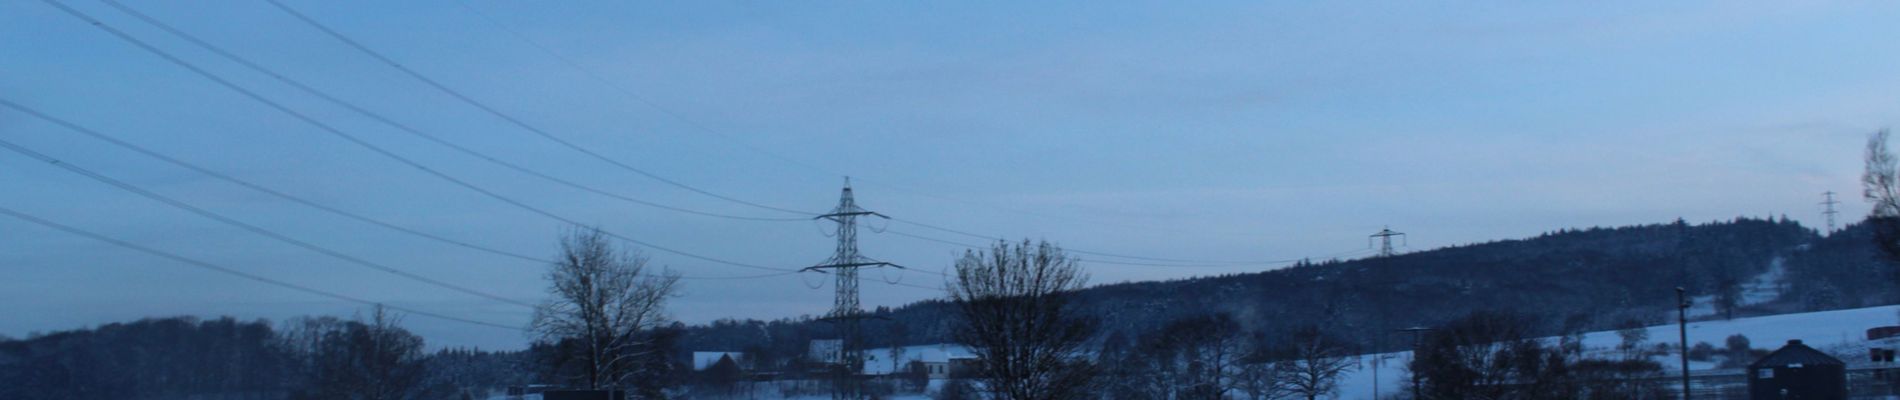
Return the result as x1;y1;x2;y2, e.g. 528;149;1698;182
683;217;1900;358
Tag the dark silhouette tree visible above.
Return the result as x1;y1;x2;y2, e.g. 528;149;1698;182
1864;129;1900;262
1614;319;1650;361
902;360;931;393
948;239;1097;400
291;306;444;400
1412;310;1547;400
1277;326;1353;400
1150;314;1247;399
530;227;682;391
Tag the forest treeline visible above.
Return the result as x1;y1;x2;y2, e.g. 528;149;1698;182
3;217;1892;399
682;217;1896;361
0;310;527;400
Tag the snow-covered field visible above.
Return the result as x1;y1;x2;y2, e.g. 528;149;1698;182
495;304;1900;399
1335;304;1900;399
1684;256;1789;319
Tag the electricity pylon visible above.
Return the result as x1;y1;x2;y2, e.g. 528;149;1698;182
1371;226;1407;257
1823;191;1841;233
802;178;902;399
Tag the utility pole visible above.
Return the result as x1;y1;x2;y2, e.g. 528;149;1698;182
1368;331;1385;400
1397;326;1433;399
1677;287;1692;399
1823;191;1841;233
1371;346;1392;400
802;178;902;400
1371;227;1407;258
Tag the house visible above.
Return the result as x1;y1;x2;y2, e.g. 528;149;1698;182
692;351;746;371
809;339;844;365
1748;339;1846;400
860;343;977;379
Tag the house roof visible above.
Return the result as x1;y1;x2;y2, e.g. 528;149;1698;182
1750;340;1844;368
692;351;744;371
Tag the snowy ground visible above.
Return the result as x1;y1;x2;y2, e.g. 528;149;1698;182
1685;256;1788;319
1335;304;1900;399
494;304;1900;399
491;380;945;400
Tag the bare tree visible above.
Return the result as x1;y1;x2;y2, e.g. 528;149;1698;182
531;227;682;390
888;322;909;380
1713;274;1742;320
1151;314;1247;399
289;305;442;400
1413;310;1565;400
1277;326;1353;400
902;360;930;393
1864;129;1900;260
947;239;1097;400
1614;319;1650;361
1233;359;1289;400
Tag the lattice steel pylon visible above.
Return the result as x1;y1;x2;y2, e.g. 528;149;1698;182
802;178;902;399
1823;191;1841;233
1371;226;1406;257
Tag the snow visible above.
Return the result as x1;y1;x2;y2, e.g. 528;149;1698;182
860;343;975;375
1685;256;1788;318
497;304;1900;399
1739;257;1790;305
1333;304;1900;399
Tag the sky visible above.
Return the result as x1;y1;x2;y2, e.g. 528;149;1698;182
3;1;1899;350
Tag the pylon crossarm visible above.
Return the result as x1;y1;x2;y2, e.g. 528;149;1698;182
805;261;898;270
816;212;878;223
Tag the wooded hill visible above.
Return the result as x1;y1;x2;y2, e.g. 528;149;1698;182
682;217;1900;359
8;217;1893;398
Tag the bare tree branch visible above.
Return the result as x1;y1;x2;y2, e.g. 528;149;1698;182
948;239;1097;400
530;226;682;390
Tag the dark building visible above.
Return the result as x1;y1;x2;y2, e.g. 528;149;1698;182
1749;339;1846;400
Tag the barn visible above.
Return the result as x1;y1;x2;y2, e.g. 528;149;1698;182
1748;339;1846;400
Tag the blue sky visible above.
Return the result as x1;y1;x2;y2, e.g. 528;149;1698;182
2;0;1897;349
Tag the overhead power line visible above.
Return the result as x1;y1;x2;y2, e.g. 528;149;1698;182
66;0;1366;277
97;0;804;223
887;218;1314;266
0;205;520;330
448;0;840;176
39;0;796;275
260;0;812;217
0;98;547;264
0;136;538;309
447;0;1296;241
175;0;1319;273
1822;191;1841;233
0;98;794;282
883;229;1369;268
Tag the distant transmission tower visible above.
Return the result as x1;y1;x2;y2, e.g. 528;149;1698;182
1370;226;1407;257
802;178;901;400
1823;191;1841;233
